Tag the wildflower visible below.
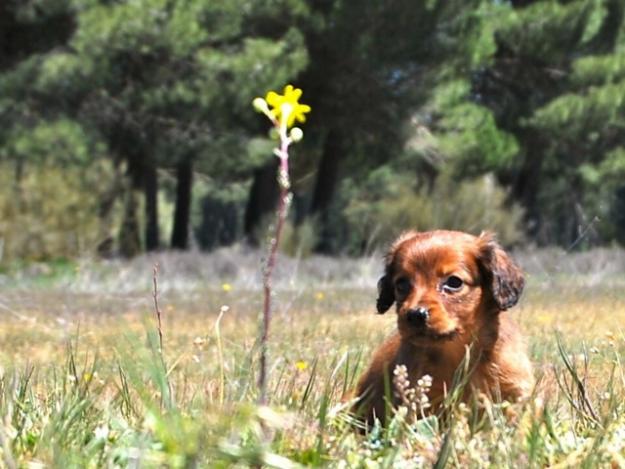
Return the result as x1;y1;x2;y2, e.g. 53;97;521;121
393;364;432;420
94;425;109;440
143;412;158;432
193;336;206;347
251;84;309;406
263;84;311;128
221;283;232;292
536;314;551;324
295;360;308;371
315;292;325;301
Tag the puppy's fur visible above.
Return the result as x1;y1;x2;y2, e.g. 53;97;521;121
354;230;533;425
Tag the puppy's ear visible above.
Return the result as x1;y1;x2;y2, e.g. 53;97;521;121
376;274;394;314
376;230;417;314
476;232;525;311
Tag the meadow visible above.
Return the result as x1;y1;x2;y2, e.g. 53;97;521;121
0;247;624;468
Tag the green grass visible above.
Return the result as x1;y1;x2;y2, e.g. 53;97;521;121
0;254;625;467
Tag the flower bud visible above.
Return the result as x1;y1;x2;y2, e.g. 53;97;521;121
253;97;269;114
290;127;303;142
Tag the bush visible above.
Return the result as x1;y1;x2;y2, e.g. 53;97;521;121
279;217;319;258
342;168;524;253
0;161;115;263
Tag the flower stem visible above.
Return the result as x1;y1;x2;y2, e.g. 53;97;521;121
258;124;291;405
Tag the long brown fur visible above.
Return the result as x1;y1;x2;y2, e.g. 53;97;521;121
353;230;533;426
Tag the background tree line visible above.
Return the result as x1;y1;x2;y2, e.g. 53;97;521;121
1;0;624;262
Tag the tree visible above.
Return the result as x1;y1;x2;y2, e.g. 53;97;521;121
292;0;506;252
0;0;76;178
470;0;624;245
17;0;309;255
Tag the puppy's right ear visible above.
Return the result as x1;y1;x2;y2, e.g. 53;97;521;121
376;230;417;314
376;275;395;314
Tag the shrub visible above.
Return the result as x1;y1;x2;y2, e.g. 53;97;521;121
342;168;524;253
279;217;319;258
0;161;115;263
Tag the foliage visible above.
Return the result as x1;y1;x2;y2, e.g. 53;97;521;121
465;0;625;245
428;81;519;176
0;0;310;257
340;167;524;254
280;218;319;258
0;160;115;264
3;0;625;259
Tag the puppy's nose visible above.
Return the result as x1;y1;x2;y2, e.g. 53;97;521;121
406;307;429;327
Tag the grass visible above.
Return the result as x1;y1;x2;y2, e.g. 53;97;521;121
0;248;624;467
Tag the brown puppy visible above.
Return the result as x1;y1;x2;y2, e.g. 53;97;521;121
354;230;533;426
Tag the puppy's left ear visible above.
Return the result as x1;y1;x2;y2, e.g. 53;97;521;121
376;274;395;314
476;232;525;311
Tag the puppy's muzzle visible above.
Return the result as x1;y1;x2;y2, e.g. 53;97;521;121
406;307;429;328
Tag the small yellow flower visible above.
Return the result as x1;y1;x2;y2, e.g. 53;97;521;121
222;283;232;292
265;85;311;128
536;314;551;325
314;292;325;301
295;360;308;371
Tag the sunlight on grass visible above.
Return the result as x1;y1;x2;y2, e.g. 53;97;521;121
0;262;624;466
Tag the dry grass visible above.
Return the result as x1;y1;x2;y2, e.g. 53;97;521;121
0;248;624;467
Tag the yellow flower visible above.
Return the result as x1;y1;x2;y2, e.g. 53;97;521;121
314;292;325;301
295;360;308;371
222;283;232;292
536;314;552;325
265;85;311;128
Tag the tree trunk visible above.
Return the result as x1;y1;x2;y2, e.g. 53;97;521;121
144;163;160;251
118;177;142;258
310;130;344;253
510;130;544;242
171;159;193;250
244;159;280;245
96;164;123;258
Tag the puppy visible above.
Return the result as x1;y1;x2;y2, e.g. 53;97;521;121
353;230;533;426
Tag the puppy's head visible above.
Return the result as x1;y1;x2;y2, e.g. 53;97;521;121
376;230;524;343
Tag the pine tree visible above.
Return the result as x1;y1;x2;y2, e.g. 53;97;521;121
471;0;625;245
6;0;309;255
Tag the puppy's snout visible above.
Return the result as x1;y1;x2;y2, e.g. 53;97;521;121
406;307;429;327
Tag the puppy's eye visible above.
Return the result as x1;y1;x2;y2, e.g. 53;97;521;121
443;275;463;292
394;278;411;296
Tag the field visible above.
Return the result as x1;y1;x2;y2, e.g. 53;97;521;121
0;247;624;468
